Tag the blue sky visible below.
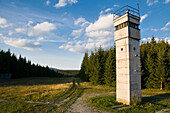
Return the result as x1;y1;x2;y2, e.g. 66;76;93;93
0;0;169;70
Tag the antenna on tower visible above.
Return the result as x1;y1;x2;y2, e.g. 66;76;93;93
137;3;140;16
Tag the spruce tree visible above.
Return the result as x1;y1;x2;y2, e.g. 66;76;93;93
145;36;158;88
89;51;98;84
79;52;89;81
104;47;116;86
96;46;105;84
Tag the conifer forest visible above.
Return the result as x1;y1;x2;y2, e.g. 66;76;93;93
79;37;170;90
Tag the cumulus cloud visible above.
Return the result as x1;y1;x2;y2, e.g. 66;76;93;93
164;0;170;3
146;0;158;6
60;13;115;53
59;40;85;53
46;0;50;5
85;14;113;32
74;17;86;25
141;37;170;44
71;28;83;36
85;30;113;38
160;21;170;31
0;17;11;28
54;0;78;8
15;28;26;33
28;21;56;36
27;21;33;26
3;37;41;51
140;14;148;23
165;37;170;43
141;37;152;43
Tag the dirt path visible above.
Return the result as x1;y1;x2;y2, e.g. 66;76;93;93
67;91;115;113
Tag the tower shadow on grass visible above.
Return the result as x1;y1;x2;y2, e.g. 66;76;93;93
142;93;170;105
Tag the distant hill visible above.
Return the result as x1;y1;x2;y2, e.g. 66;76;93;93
49;67;59;70
54;70;80;77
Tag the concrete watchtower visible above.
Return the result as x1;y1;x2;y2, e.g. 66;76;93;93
113;5;141;105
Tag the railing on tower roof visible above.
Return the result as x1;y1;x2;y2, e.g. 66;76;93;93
113;5;140;20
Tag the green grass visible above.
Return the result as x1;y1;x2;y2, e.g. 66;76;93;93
0;77;77;102
1;77;169;113
88;89;170;113
0;77;80;113
89;95;123;109
81;82;116;93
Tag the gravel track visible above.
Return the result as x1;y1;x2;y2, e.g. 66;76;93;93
67;91;115;113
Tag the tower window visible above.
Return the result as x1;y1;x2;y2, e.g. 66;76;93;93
121;48;123;51
133;47;136;51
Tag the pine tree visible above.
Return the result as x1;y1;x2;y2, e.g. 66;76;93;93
155;40;170;90
104;47;116;86
96;46;105;84
79;52;89;81
89;51;98;84
145;36;158;88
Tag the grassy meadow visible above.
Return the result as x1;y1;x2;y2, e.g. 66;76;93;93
0;77;78;112
0;77;169;113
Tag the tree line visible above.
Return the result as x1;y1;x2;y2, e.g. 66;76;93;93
79;37;170;90
0;49;63;78
79;46;116;86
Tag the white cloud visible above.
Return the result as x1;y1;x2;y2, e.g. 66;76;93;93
37;37;44;41
165;37;170;43
8;31;13;36
74;17;86;25
81;21;90;27
113;5;119;7
140;14;148;23
68;0;78;4
54;0;78;8
33;22;56;32
141;37;152;43
151;28;159;32
141;37;170;44
3;37;41;51
146;0;158;6
59;41;85;53
27;21;33;26
60;13;115;53
15;28;26;33
100;11;104;15
160;21;170;31
85;14;113;32
28;21;56;36
85;30;113;38
105;8;113;13
164;0;170;3
54;0;67;8
71;28;83;36
46;0;50;5
0;17;10;28
37;36;66;42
